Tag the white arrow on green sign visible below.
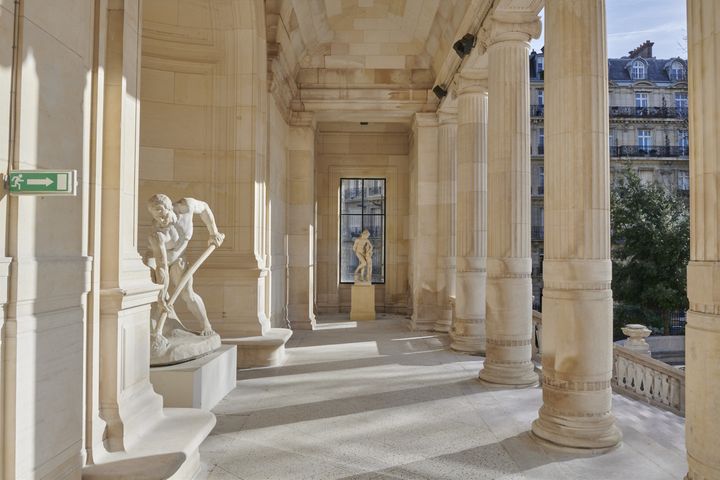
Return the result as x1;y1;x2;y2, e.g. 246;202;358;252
8;170;77;196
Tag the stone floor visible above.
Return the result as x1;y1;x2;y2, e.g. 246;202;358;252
198;315;687;480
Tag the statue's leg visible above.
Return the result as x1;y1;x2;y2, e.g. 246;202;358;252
173;262;213;335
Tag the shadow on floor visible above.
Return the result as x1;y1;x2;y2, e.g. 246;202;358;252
213;378;499;434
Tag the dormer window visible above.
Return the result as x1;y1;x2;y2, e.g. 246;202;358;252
631;60;646;80
670;61;686;81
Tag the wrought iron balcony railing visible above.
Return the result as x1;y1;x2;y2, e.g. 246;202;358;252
610;145;689;158
609;106;688;119
530;104;544;117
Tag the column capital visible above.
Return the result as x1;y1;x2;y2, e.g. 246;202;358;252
290;111;316;129
455;69;488;96
413;112;438;129
438;108;458;126
486;15;541;45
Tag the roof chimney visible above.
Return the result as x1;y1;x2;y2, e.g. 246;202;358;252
629;40;654;59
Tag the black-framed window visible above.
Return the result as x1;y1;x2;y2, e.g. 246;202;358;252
340;178;385;284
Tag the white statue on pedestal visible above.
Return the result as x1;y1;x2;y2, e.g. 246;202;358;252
144;194;224;366
352;229;373;284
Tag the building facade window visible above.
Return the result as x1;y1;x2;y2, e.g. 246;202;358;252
631;60;646;80
536;56;544;74
538;128;544;155
679;129;689;154
340;178;386;284
635;92;649;108
675;92;688;115
637;129;652;151
678;170;689;191
670;61;686;81
538;89;544;105
538;166;544;195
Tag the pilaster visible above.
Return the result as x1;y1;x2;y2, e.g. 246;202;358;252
479;16;539;386
685;1;720;478
531;0;622;451
287;111;317;330
451;71;488;353
409;112;440;331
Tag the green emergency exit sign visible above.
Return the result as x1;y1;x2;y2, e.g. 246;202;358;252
8;170;77;196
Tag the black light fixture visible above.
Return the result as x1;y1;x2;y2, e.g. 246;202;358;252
453;33;476;58
432;85;448;99
360;121;368;125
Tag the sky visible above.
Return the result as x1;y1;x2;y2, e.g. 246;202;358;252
529;0;688;59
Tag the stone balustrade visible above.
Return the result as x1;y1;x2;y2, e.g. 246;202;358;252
531;311;685;416
612;345;685;416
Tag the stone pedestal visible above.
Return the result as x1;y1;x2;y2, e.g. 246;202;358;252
685;2;720;478
351;283;376;321
150;345;237;410
531;0;622;452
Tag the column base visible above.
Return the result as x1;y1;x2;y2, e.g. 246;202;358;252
450;333;486;354
478;363;539;387
531;407;622;452
450;318;485;353
223;328;292;368
433;308;452;332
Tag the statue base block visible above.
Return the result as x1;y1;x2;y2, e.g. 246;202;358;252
150;345;237;410
351;283;376;320
150;328;222;367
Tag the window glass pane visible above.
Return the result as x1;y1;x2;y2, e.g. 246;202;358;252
339;178;386;284
363;179;385;214
341;179;363;214
340;214;363;283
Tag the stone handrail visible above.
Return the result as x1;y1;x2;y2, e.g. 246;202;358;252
612;344;685;416
532;310;542;363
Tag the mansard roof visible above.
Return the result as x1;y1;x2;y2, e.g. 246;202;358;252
609;57;687;85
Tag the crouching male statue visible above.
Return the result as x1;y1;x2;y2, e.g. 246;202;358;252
144;194;224;365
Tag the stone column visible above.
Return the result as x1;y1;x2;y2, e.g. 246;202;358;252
531;0;622;450
287;112;317;330
434;104;457;333
685;2;720;478
480;17;540;386
451;71;488;353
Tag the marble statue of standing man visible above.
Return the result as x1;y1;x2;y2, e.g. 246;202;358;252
146;194;224;353
352;229;374;283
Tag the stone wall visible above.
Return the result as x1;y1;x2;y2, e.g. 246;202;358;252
315;124;410;314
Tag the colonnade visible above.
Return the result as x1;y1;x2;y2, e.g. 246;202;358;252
430;1;720;473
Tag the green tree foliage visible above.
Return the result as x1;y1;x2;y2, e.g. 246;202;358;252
610;167;689;336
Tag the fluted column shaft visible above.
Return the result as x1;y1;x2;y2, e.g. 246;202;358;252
685;1;720;478
480;19;539;386
451;74;488;353
531;0;622;450
435;108;457;332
